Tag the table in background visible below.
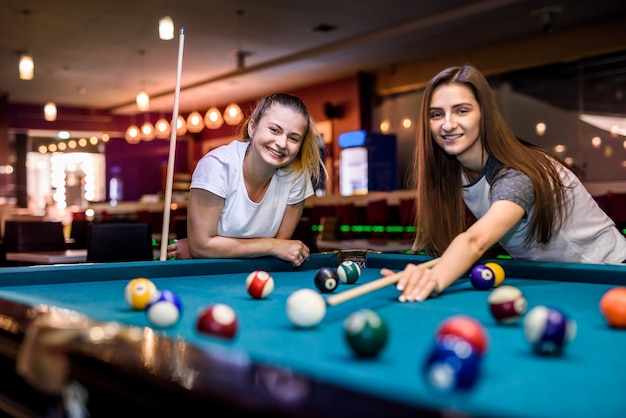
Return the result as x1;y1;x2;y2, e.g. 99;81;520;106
5;249;87;265
0;254;624;417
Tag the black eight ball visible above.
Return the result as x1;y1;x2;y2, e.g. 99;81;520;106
314;267;339;293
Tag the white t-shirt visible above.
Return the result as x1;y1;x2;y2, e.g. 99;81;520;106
463;156;626;264
190;140;314;238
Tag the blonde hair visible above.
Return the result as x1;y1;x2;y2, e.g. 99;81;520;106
238;93;326;187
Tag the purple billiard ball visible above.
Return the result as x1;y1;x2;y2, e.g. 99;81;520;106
422;334;481;393
523;306;577;355
470;264;495;290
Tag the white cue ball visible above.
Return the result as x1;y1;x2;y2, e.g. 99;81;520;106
286;289;327;328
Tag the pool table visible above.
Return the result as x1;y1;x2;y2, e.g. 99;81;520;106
0;252;624;417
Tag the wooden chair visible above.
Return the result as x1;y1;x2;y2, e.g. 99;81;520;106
87;221;153;263
3;220;66;253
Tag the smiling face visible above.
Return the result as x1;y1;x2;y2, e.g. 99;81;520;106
429;83;486;172
247;103;307;170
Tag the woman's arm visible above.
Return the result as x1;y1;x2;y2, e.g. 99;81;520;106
391;200;525;301
181;189;309;265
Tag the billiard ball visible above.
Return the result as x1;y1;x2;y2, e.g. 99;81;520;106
314;267;339;293
422;333;481;393
469;264;496;290
488;285;528;324
436;315;489;356
337;260;361;284
196;303;238;339
485;262;505;287
146;290;182;328
285;289;326;328
246;270;275;299
523;305;577;355
343;309;388;357
600;287;626;328
125;277;158;310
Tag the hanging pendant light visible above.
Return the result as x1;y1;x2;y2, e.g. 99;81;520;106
135;49;150;111
204;107;224;129
19;10;34;80
159;16;174;40
224;103;244;125
136;90;150;111
125;125;141;144
176;115;187;136
43;102;57;122
155;117;171;139
186;111;204;133
19;54;34;80
141;121;155;141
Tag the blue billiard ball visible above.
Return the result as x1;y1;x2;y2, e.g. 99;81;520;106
422;334;481;393
523;305;577;355
146;289;182;328
470;264;495;290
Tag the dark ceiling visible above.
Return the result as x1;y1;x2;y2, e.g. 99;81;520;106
1;0;625;118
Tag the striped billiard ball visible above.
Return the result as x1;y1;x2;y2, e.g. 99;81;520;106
245;270;275;299
523;305;576;355
488;285;528;324
337;260;361;284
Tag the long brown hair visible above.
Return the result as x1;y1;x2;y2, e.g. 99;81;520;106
238;93;326;187
410;65;568;255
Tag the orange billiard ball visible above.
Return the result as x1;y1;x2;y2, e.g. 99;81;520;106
600;287;626;328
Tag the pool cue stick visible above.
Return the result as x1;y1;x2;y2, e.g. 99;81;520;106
160;27;186;261
325;257;439;306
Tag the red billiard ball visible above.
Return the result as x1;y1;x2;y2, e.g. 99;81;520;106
436;315;489;357
343;309;388;357
488;285;528;324
600;287;626;328
197;303;238;339
246;270;275;299
523;305;576;355
314;267;339;293
423;333;481;393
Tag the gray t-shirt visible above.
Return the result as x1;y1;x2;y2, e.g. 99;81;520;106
462;156;626;264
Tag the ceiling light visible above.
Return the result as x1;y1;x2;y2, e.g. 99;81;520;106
186;111;205;133
125;125;141;144
159;16;174;40
136;49;150;111
44;102;57;121
19;54;34;80
155;118;171;139
176;115;187;136
19;10;34;80
204;107;224;129
136;91;150;111
224;103;243;126
141;121;155;141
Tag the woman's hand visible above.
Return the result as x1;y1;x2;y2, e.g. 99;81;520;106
167;238;191;259
272;239;310;267
381;263;442;302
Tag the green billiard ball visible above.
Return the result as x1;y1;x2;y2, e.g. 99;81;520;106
337;260;361;284
343;309;388;357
